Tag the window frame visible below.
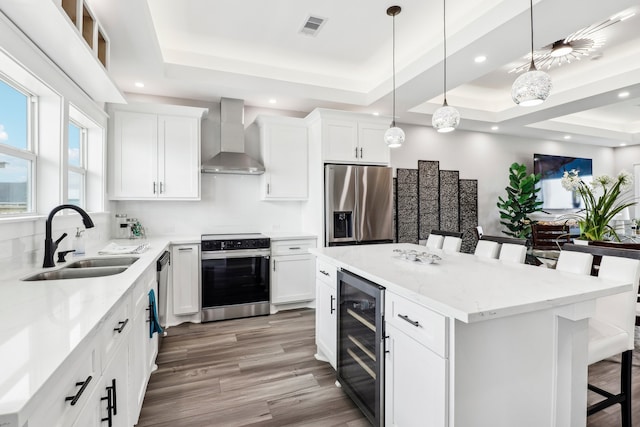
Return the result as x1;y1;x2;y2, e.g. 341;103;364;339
67;118;87;208
0;73;37;216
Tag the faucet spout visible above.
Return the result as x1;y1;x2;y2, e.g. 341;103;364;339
43;205;95;268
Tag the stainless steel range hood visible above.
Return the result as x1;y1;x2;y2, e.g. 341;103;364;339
201;98;265;174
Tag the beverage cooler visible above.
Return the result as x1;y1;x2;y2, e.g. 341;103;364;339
337;270;385;427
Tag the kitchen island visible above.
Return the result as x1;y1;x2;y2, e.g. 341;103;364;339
311;243;633;427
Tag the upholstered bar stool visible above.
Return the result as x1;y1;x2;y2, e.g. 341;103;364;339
425;234;444;249
442;236;462;253
498;243;527;263
562;243;640;426
473;240;499;258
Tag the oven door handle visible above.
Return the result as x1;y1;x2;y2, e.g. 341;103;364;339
201;250;271;260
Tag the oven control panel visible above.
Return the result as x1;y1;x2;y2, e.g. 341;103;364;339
202;238;270;252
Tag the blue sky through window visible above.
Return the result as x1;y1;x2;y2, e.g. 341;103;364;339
0;79;28;151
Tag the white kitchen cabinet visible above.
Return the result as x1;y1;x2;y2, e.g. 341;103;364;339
26;337;100;427
109;104;207;200
128;266;158;424
171;243;200;315
73;332;130;427
257;115;309;200
270;238;316;304
314;258;338;369
309;110;390;165
385;291;448;427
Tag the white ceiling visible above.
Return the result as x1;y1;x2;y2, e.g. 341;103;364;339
88;0;640;147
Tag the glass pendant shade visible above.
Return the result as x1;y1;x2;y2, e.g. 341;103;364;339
432;102;460;133
384;125;405;147
511;65;552;106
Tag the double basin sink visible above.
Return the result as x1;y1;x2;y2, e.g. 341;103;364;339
22;256;139;281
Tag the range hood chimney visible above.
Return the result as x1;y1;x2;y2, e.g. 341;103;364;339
201;98;265;174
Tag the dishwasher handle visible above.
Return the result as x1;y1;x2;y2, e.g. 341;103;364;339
157;251;171;271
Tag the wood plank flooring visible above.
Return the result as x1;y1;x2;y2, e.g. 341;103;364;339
137;309;640;426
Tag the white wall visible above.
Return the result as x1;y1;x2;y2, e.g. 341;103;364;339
614;145;640;219
391;124;618;235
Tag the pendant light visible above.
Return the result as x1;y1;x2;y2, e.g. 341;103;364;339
384;6;405;148
432;0;460;133
511;0;552;106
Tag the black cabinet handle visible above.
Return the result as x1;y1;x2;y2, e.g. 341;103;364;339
359;147;363;158
65;375;92;406
320;270;330;276
355;147;358;158
101;378;116;426
113;319;129;333
398;314;420;327
330;295;336;314
153;182;156;194
289;247;301;250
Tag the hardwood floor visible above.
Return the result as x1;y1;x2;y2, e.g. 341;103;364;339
138;309;639;426
137;309;368;426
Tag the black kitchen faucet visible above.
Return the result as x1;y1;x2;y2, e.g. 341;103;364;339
43;204;95;268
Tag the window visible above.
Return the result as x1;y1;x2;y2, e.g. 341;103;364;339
67;120;86;207
0;77;35;215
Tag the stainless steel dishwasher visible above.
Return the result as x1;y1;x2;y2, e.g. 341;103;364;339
156;250;171;348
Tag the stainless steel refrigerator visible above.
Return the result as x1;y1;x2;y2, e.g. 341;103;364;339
325;164;393;246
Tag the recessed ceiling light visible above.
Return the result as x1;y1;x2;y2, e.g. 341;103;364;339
620;143;627;146
618;91;630;98
372;112;380;116
474;55;487;63
491;126;499;131
563;135;571;140
268;99;277;104
134;82;144;88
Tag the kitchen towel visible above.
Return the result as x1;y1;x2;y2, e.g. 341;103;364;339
148;289;163;338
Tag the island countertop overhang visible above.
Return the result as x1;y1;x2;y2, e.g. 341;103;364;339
310;243;633;323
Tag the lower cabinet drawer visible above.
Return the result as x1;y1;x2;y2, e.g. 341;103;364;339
385;291;448;358
27;338;100;427
271;239;316;256
101;293;132;371
316;258;337;286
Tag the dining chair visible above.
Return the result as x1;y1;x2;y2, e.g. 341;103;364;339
498;243;526;263
562;243;640;426
473;240;499;259
442;236;462;253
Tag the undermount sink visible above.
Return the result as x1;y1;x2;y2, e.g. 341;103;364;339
65;256;139;269
22;266;128;281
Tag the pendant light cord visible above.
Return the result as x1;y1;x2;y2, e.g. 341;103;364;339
392;12;397;127
443;0;447;104
529;0;536;70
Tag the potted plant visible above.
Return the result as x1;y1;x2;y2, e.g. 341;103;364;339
561;169;635;241
497;162;543;240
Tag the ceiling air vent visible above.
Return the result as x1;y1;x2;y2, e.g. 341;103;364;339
300;15;327;36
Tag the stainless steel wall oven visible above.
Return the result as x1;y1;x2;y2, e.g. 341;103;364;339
201;233;270;322
337;270;385;426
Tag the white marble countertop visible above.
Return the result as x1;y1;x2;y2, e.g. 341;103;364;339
0;237;173;421
310;243;633;323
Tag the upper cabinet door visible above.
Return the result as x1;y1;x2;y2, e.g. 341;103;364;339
111;111;158;199
259;116;309;200
158;115;200;199
322;119;359;163
358;122;390;165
